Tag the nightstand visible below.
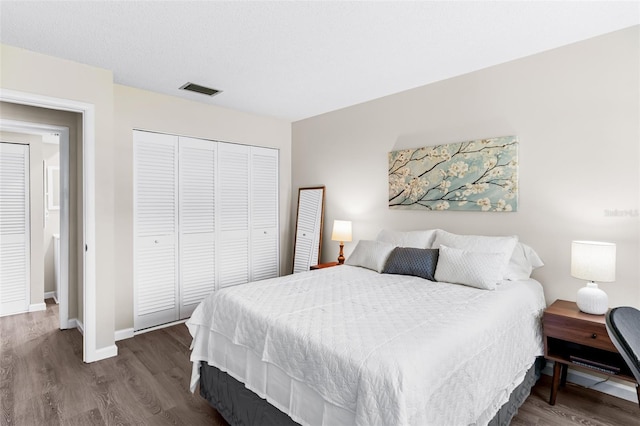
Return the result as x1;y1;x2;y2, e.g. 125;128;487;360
310;262;339;270
543;299;640;407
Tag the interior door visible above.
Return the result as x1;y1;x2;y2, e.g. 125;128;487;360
0;142;30;316
218;143;250;288
133;131;179;331
250;146;279;281
178;137;216;319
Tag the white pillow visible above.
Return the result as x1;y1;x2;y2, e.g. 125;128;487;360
345;240;396;273
504;242;544;280
434;245;505;290
376;229;438;249
432;230;518;279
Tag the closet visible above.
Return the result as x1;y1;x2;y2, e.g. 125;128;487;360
133;131;279;331
0;142;30;316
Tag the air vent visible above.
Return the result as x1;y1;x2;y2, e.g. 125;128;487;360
179;82;221;97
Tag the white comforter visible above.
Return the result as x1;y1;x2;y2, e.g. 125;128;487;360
187;265;546;426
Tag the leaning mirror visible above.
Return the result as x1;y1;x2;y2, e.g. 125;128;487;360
292;186;325;273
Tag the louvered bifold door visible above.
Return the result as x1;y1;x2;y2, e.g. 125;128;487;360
178;137;216;319
250;147;279;282
218;143;250;288
292;188;324;273
0;143;30;316
133;131;179;331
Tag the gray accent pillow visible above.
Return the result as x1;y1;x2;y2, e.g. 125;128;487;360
382;247;439;281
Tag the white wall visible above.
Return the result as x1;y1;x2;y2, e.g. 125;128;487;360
292;26;640;308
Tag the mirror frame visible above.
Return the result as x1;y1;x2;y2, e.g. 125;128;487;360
292;186;325;273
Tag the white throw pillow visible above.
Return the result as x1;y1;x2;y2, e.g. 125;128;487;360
376;229;438;249
432;230;518;279
434;245;505;290
346;240;396;273
504;242;545;280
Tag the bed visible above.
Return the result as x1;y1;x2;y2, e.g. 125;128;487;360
187;230;547;426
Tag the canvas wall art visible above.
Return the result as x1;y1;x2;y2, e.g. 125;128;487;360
388;136;518;212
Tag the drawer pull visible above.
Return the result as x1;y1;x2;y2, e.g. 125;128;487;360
591;333;597;339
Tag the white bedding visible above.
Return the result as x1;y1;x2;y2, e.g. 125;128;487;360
187;265;546;426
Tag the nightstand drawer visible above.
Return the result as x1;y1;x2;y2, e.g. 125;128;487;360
544;314;616;353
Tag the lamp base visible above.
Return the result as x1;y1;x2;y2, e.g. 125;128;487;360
337;242;345;264
576;282;608;315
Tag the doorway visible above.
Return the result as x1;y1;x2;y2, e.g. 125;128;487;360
0;121;70;330
0;89;100;362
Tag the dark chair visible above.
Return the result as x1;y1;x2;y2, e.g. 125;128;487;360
605;306;640;406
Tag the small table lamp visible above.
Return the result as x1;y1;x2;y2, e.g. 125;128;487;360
571;240;616;315
331;220;352;264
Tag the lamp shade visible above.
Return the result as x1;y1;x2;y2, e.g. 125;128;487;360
571;241;616;283
331;220;352;242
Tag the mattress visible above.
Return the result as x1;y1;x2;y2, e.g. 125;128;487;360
187;265;546;426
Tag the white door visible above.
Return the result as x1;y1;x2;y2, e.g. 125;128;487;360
250;147;279;281
218;143;249;288
178;137;216;319
133;131;179;331
0;142;30;316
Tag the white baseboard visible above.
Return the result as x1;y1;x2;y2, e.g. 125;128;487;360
542;361;638;403
65;318;117;362
28;302;46;312
68;318;84;335
44;291;58;303
88;344;118;362
115;327;134;341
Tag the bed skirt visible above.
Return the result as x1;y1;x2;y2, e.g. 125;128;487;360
198;357;545;426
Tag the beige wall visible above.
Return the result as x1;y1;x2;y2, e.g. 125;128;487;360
112;85;292;332
292;26;640;308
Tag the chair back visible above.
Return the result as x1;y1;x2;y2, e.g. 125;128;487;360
605;306;640;383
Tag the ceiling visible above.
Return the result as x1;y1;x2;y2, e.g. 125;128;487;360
1;1;638;122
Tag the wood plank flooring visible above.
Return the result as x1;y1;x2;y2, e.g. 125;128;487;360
1;299;638;425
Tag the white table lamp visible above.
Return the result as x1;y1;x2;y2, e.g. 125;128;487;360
571;240;616;315
331;220;352;264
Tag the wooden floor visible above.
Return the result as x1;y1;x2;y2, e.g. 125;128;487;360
1;300;638;426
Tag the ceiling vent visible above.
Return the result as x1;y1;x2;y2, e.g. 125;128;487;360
179;82;221;97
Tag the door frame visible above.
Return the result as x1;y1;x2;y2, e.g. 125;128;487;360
0;89;99;363
0;120;70;329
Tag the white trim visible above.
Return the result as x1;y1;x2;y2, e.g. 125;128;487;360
94;344;118;360
0;88;101;363
69;318;84;335
134;318;187;336
44;291;58;303
543;361;638;403
115;328;135;341
28;302;46;312
59;128;70;330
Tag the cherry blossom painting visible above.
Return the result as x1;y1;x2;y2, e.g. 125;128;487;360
388;136;518;212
